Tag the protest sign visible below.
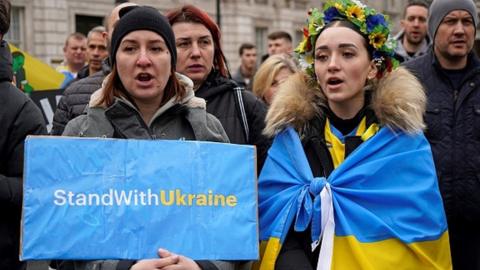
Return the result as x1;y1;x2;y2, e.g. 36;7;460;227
22;137;258;260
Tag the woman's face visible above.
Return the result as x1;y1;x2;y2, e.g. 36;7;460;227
172;22;214;88
264;67;292;105
116;30;171;107
314;26;377;117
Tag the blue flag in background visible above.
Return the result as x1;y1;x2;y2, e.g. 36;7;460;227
258;127;451;270
22;137;258;261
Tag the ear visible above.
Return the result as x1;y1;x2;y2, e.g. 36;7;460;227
367;60;378;80
400;19;406;29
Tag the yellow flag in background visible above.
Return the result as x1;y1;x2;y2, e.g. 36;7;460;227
9;43;65;91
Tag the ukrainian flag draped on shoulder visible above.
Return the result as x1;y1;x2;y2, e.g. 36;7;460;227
258;126;451;270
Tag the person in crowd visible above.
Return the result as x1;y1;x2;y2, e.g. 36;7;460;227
232;42;256;91
404;0;480;268
59;5;229;270
51;2;137;136
56;32;87;87
252;53;297;105
76;26;108;80
0;1;47;269
167;4;269;169
394;0;430;63
261;31;293;62
258;0;451;269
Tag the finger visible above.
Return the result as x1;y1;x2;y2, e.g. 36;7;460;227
153;255;180;268
158;248;172;258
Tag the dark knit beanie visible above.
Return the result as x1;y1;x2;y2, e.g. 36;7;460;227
428;0;479;40
110;6;176;68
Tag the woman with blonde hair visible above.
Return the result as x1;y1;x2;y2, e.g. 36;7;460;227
257;0;451;269
252;54;297;105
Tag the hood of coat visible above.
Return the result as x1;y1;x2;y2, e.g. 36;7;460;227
264;66;426;137
89;72;206;111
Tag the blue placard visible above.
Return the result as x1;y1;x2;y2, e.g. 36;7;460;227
21;136;258;260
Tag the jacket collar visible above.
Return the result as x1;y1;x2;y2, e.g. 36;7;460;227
195;70;237;100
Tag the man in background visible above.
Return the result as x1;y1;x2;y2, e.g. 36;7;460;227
394;0;430;63
75;26;108;80
261;31;292;62
0;1;46;269
56;32;87;87
232;43;256;91
405;0;480;268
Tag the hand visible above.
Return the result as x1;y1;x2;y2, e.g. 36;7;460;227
130;251;179;270
130;249;201;270
157;248;201;270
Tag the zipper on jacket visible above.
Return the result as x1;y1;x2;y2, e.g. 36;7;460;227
453;89;459;102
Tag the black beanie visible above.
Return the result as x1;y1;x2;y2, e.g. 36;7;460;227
110;6;176;68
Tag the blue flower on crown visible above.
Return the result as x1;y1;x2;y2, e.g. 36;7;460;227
324;7;341;24
366;14;387;32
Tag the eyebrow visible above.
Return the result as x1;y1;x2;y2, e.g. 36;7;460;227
176;35;211;41
120;39;166;44
315;43;358;51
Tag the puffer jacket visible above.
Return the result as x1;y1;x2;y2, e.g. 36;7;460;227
60;74;234;270
51;60;111;135
0;40;46;270
196;70;270;170
405;50;480;270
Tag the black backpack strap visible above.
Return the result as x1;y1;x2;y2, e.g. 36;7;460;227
233;86;250;141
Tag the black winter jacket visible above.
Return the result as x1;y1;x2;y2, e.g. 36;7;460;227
0;41;46;270
405;50;480;225
405;50;480;269
196;71;270;170
51;60;111;135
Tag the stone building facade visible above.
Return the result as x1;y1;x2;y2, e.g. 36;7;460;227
9;0;461;71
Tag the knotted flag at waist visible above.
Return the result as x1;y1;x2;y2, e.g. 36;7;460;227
258;126;451;270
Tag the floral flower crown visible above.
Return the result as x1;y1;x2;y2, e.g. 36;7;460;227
295;0;399;79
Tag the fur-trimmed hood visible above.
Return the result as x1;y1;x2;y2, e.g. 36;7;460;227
264;67;426;137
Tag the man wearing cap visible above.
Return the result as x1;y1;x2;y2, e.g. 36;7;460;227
405;0;480;268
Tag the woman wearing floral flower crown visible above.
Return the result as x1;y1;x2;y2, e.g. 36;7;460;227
256;0;452;269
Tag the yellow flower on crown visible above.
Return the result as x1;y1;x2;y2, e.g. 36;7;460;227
346;5;365;21
334;3;344;12
369;32;387;49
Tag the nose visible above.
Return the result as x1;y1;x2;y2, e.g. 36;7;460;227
136;49;151;67
412;18;420;27
452;21;466;35
327;54;340;72
190;42;201;58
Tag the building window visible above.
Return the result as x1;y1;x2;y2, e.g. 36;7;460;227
255;27;268;62
75;15;104;36
5;6;25;48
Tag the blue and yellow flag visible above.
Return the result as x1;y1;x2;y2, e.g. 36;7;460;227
258;127;451;269
9;43;65;91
